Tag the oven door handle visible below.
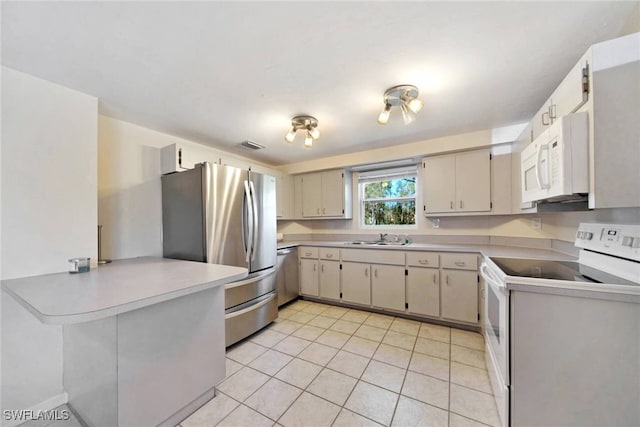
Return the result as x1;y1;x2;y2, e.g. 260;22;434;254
480;262;505;291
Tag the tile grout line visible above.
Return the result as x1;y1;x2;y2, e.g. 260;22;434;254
222;301;491;427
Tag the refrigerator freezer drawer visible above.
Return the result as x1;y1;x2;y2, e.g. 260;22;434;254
225;268;276;310
225;291;277;347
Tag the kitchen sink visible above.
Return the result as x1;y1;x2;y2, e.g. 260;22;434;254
344;241;408;246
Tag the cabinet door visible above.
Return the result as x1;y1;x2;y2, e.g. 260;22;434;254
371;265;405;312
455;150;491;212
531;100;551;141
276;174;295;219
299;259;319;296
341;262;371;306
301;173;322;217
423;155;456;213
406;267;440;317
549;56;589;122
441;269;478;324
319;260;341;301
293;175;304;219
321;170;344;216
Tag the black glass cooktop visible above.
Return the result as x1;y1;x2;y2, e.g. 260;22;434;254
490;257;638;286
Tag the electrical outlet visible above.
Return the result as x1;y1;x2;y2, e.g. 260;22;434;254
531;217;542;230
431;218;440;229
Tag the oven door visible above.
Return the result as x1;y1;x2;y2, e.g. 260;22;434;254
481;262;509;384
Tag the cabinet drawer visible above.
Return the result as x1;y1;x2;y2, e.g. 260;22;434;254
299;247;319;259
406;252;440;268
341;249;405;265
319;247;340;260
441;253;478;270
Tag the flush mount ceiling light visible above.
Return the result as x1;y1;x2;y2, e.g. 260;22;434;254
377;85;424;125
284;115;320;148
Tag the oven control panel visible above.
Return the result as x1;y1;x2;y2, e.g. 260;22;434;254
575;223;640;261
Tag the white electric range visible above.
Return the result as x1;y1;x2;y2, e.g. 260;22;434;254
481;222;640;427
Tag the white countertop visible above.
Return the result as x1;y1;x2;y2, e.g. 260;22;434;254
275;240;640;299
1;257;247;325
279;240;576;261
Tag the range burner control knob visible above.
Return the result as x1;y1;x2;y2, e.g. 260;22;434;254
584;232;593;240
631;237;640;249
622;236;634;247
576;231;585;239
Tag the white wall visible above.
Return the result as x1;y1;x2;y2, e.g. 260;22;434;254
98;116;278;260
1;67;97;418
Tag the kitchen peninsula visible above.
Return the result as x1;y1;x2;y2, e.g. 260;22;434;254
1;257;247;427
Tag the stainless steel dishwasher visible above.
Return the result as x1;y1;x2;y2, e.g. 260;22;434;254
276;247;299;306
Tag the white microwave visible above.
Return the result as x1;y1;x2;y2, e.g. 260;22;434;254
521;112;589;204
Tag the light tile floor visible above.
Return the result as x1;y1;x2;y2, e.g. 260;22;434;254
180;300;500;427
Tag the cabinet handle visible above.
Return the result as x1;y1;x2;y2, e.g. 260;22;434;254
323;208;326;214
459;200;463;209
305;252;312;256
317;208;320;214
418;260;429;265
374;269;378;278
450;201;454;209
313;263;316;272
326;253;333;258
365;268;369;277
446;275;450;285
454;261;466;267
321;264;324;272
433;273;437;283
542;111;550;125
549;104;556;121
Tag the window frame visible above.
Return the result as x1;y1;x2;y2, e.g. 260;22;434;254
358;167;418;229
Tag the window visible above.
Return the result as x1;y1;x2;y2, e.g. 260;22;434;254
359;166;417;227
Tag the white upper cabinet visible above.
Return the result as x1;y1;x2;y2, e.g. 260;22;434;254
423;149;491;214
300;169;352;218
532;52;590;141
423;154;456;213
276;174;295;219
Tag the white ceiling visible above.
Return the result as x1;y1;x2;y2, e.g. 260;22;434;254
2;2;636;166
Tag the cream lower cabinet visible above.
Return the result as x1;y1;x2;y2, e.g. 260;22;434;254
406;267;440;317
340;262;371;305
299;247;319;297
371;265;406;312
441;269;478;324
319;260;340;301
299;259;319;297
441;253;479;324
406;252;440;317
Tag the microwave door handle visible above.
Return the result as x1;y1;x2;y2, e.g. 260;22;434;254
536;143;551;190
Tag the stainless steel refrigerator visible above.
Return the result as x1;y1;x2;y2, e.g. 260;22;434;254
161;162;277;346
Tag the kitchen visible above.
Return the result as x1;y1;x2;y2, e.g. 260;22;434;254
2;2;639;427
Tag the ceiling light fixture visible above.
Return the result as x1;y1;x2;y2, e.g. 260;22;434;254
377;85;424;125
285;115;320;148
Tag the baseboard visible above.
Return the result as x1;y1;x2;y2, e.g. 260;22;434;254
1;392;68;427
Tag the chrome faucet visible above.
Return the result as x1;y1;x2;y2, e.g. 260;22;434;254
379;233;388;242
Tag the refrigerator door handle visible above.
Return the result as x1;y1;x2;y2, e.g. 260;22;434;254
249;180;259;262
243;180;254;263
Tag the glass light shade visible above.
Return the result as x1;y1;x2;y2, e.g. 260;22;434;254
377;104;391;125
309;127;320;140
407;98;424;114
285;129;296;143
304;133;313;148
401;104;416;125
